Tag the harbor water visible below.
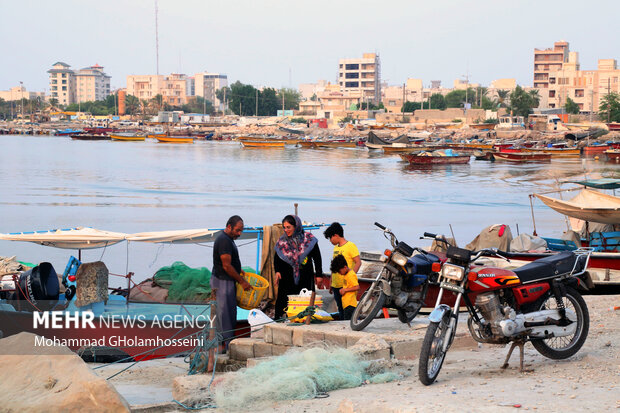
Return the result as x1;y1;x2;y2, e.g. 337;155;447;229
0;135;616;286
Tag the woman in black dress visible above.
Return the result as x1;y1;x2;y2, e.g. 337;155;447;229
274;215;322;320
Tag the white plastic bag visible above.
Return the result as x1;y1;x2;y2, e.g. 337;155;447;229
247;309;274;338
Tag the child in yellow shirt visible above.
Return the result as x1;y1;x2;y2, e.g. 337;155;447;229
330;254;359;320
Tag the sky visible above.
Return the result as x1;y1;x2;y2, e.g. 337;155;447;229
1;0;618;93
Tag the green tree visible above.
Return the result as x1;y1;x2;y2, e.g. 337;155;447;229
260;88;279;115
564;97;580;114
429;93;446;110
444;88;476;108
360;101;384;110
507;86;540;117
216;86;231;107
599;92;620;122
277;88;301;111
496;90;509;108
48;98;59;107
310;93;317;102
401;101;422;112
124;94;140;115
229;81;257;116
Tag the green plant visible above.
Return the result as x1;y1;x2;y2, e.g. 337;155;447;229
484;118;499;124
599;92;620;122
290;117;307;124
451;119;462;123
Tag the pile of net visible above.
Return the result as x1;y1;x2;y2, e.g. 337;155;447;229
153;261;212;303
212;347;403;409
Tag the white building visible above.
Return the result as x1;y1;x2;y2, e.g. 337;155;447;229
194;72;228;112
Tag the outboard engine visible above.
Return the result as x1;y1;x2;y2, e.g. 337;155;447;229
13;262;59;311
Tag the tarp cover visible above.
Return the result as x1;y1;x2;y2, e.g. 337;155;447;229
510;233;547;252
466;224;513;252
535;189;620;224
0;227;127;249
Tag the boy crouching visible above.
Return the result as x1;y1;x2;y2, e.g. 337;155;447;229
329;254;359;320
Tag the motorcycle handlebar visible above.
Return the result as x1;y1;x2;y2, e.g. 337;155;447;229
423;232;437;239
374;222;386;230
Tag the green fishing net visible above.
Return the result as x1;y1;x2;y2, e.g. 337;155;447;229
153;261;212;303
212;347;401;409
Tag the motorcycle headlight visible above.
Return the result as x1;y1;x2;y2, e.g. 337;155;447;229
441;263;465;281
391;251;408;267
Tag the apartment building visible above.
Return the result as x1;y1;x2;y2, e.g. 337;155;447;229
75;64;111;103
299;80;328;101
126;74;191;106
338;53;381;103
533;41;569;90
0;85;45;102
47;62;76;105
535;41;620;111
194;72;228;111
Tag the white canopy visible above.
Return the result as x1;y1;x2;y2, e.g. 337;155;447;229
126;228;231;244
0;227;128;249
534;189;620;225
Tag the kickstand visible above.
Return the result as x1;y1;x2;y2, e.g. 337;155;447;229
501;340;533;372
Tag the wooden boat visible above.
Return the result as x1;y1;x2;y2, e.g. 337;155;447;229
473;150;495;161
147;133;167;139
156;136;194;144
382;144;431;154
469;123;497;131
607;123;620;131
70;134;111;141
522;147;580;158
434;122;464;130
493;152;551;162
110;133;146;142
582;145;610;156
313;140;360;148
534;189;620;225
238;136;299;148
399;153;470;165
605;149;620;161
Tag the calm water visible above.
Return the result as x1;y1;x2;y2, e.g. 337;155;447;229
0;135;616;286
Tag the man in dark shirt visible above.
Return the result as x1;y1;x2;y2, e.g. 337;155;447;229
211;215;251;350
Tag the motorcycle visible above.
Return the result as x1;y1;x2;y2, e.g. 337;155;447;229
350;222;442;331
418;232;593;385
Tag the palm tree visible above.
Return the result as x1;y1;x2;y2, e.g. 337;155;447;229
496;90;509;108
528;89;541;108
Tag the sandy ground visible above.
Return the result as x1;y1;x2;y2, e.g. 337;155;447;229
97;294;620;412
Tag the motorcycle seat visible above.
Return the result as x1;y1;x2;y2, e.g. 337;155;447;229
513;251;585;284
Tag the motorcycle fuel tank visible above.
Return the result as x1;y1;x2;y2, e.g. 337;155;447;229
468;267;521;292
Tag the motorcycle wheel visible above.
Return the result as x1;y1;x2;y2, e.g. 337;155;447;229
350;283;386;331
530;286;589;360
418;320;449;385
397;302;422;324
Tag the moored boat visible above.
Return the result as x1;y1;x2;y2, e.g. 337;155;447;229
155;136;194;144
110;133;146;141
399;152;470;165
522;147;580;158
605;149;620;161
71;134;111;141
582;144;610;156
493;152;551;162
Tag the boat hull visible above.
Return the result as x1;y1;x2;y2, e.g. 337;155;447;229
399;154;470;164
156;136;194;143
110;134;146;141
493;152;551;162
71;134;111;141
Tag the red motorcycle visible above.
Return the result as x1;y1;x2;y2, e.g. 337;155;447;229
418;232;593;385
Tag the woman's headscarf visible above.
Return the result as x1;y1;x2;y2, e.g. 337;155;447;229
275;215;318;285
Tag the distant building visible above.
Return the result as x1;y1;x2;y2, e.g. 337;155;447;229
194;72;228;112
299;80;328;101
48;62;76;105
338;53;381;104
534;41;620;112
126;74;191;106
75;64;111;103
0;85;45;102
47;62;111;105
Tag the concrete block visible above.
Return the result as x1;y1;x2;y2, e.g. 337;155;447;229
391;340;420;360
302;330;325;346
271;325;293;346
345;332;366;348
229;338;258;361
292;328;304;346
263;325;273;343
172;374;213;403
271;344;290;356
253;342;273;358
324;332;347;348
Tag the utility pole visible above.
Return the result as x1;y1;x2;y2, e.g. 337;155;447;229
255;88;258;116
282;90;285;114
608;78;611;123
20;81;24;119
155;0;160;75
402;83;405;121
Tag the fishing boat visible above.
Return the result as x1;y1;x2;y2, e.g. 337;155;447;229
493;152;551;162
582;144;610;156
365;132;410;150
522;147;580;158
70;134;111;141
468;123;497;131
155;136;194;144
382;144;431;154
605;149;620;161
399;152;470;165
607;123;620;131
54;128;83;136
110;133;146;142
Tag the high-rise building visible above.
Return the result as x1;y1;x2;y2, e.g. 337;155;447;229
47;62;76;105
194;72;228;112
338;53;381;103
75;64;111;103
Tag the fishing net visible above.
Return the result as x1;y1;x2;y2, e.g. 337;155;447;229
212;347;402;409
153;261;212;303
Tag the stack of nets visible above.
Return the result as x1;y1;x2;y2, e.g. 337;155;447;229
153;261;212;303
212;347;402;409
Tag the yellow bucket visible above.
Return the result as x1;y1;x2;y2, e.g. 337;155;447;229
235;272;270;310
